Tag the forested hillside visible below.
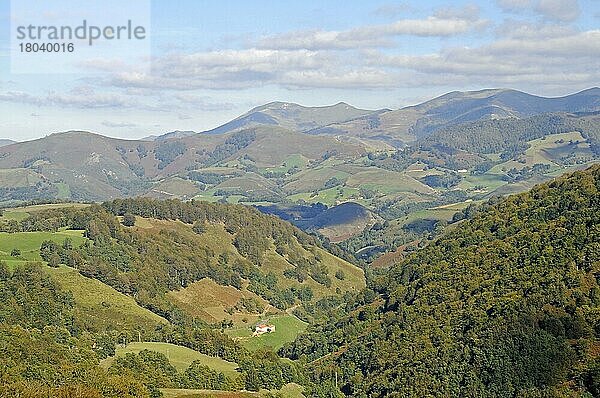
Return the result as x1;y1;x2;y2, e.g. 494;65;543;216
422;111;600;155
0;199;363;397
282;164;600;397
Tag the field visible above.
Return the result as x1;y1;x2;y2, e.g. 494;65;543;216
101;342;239;376
150;177;201;198
1;203;90;223
284;163;351;194
167;278;269;326
345;168;435;196
288;186;360;206
488;132;592;175
162;390;258;398
47;265;167;332
261;154;309;174
457;173;506;193
0;229;87;265
227;315;307;351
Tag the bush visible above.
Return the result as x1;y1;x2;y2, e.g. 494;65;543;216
122;213;136;227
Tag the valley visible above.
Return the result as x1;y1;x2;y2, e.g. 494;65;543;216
0;87;599;397
0;88;598;268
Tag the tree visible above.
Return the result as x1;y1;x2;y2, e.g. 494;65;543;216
10;248;21;257
40;240;60;262
122;213;136;227
47;253;61;268
192;221;206;234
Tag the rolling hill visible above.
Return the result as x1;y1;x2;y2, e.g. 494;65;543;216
0;128;363;202
0;88;598;258
0;198;363;396
307;87;600;146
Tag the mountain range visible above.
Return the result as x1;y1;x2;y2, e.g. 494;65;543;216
0;87;598;256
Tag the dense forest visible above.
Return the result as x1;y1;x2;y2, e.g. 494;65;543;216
422;112;600;155
282;164;600;397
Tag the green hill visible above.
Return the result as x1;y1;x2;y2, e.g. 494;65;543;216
0;89;597;266
282;164;600;397
0;197;362;396
47;265;168;332
0;199;364;324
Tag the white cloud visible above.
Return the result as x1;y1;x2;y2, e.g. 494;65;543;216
368;29;599;88
2;4;595;111
0;87;135;109
433;4;482;21
496;0;534;12
372;2;414;18
495;20;576;39
256;12;488;51
172;94;236;111
47;86;132;108
105;49;392;90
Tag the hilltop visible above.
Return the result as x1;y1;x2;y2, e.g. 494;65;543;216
203;101;384;135
308;87;600;146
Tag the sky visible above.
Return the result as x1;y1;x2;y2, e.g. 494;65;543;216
0;0;599;141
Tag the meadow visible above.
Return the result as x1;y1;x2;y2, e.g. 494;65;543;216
0;229;86;265
102;342;239;376
226;315;308;352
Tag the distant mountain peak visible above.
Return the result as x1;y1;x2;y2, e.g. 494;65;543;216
203;100;380;135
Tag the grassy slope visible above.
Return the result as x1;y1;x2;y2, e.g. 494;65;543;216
0;207;359;357
167;278;269;326
162;390;257;398
261;245;364;298
150;177;201;198
0;206;167;332
0;168;43;188
161;383;304;398
47;265;167;332
162;221;364;323
346;168;435;195
101;342;239;376
1;203;90;221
